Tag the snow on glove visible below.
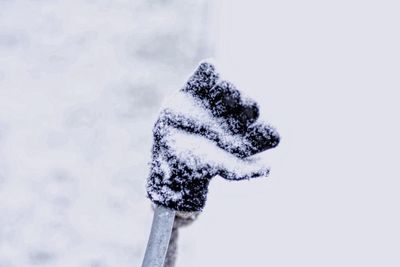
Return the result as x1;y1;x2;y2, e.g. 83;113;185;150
147;61;280;212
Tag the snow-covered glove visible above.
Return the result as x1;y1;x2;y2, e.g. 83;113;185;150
147;62;280;212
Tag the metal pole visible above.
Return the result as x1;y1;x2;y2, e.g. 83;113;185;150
142;205;176;267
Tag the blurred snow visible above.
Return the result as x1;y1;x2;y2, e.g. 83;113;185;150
0;1;215;266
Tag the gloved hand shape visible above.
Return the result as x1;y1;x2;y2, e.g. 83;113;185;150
147;62;280;212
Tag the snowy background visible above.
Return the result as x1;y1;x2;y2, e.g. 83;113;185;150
1;0;400;266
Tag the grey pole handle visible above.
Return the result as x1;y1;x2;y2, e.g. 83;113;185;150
142;205;176;267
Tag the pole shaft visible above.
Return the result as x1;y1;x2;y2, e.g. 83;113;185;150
142;206;176;267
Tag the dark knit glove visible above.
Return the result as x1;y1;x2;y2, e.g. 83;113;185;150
147;62;280;212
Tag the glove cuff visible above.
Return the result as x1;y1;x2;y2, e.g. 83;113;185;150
147;165;212;212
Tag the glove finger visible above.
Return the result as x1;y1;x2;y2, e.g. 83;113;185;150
181;61;219;98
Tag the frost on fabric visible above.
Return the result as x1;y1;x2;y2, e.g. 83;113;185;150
147;62;280;212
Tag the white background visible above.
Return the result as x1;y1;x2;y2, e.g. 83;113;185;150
179;0;400;266
0;0;399;266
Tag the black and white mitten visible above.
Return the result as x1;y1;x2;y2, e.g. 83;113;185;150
147;61;280;212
